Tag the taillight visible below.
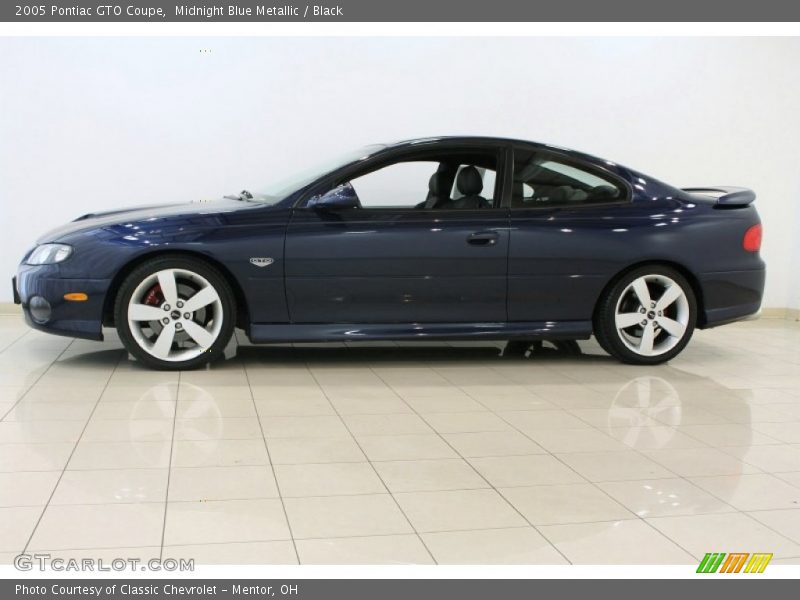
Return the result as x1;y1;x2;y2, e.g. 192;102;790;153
743;224;762;252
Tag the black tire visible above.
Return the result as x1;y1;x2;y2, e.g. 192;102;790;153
594;265;696;365
114;256;236;370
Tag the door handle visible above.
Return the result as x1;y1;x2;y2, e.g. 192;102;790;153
467;231;500;246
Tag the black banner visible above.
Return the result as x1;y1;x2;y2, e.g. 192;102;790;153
4;579;799;600
2;0;800;22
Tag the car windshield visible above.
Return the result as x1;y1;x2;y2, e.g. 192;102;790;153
248;144;385;203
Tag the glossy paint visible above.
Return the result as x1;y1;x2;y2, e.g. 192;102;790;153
15;137;765;344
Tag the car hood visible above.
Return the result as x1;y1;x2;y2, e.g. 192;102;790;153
37;198;258;243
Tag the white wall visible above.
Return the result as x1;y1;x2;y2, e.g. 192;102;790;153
1;37;799;307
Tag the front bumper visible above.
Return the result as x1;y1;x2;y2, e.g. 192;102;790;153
14;264;111;341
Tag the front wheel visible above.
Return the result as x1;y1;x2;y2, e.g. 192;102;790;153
594;266;696;365
114;256;236;370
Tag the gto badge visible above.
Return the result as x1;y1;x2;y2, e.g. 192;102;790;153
249;257;274;268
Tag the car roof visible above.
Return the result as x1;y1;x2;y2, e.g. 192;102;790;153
381;136;608;164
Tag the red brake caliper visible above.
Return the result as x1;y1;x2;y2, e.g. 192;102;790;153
143;284;163;307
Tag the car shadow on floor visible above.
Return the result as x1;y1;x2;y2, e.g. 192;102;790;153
51;339;613;371
232;339;612;366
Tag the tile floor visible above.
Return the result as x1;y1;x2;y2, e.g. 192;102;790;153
0;315;799;565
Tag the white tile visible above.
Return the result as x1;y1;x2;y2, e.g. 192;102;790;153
597;478;736;518
178;384;253;408
556;451;675;482
164;499;290;545
173;417;262;441
0;443;74;472
267;437;366;465
171;439;269;468
421;527;567;564
274;463;385;497
51;469;168;505
775;471;800;488
422;412;511;434
29;503;164;550
567;408;659;429
0;471;61;507
500;410;592;431
403;395;487;414
718;445;800;473
443;431;544;457
4;401;96;422
394;489;527;532
69;441;171;470
343;413;432;436
747;509;800;544
540;520;695;564
168;466;278;501
33;545;161;562
500;483;634;525
179;368;249;387
100;383;179;402
0;506;42;552
525;428;630;454
647;512;800;559
260;416;349;439
642;448;760;477
327;396;414;416
374;459;489;492
689;474;800;511
469;455;585;487
284;494;413;539
752;423;800;444
357;434;457;461
606;426;708;450
678;424;780;447
0;420;85;443
177;397;256;419
164;541;297;565
296;535;433;565
92;401;176;420
254;396;334;417
81;419;173;443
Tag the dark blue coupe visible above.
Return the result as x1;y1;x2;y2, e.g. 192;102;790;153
14;137;765;369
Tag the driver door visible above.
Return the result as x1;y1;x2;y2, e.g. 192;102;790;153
284;156;509;324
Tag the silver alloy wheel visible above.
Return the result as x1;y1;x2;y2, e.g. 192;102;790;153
126;268;224;363
613;274;690;357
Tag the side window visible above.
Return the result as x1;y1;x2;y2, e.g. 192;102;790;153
511;150;625;208
350;161;440;209
345;155;499;210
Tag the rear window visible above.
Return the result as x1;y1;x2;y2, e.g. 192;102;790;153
511;150;626;208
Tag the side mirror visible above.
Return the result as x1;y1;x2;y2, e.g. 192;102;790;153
308;183;360;210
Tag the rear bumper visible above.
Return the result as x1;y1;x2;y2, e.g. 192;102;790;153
698;266;766;329
15;264;110;341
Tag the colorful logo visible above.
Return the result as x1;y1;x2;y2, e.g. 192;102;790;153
697;552;773;573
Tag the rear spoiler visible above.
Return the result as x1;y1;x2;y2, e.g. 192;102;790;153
682;186;755;206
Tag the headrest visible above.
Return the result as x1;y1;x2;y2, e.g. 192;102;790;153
456;166;483;196
429;172;447;196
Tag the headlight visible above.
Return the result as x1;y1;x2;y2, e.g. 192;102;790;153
26;243;73;265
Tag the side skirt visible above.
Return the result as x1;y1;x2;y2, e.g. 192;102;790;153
248;321;593;344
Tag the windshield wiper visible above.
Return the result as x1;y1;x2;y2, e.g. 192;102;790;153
224;190;254;201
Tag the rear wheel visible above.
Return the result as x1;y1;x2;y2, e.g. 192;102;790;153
595;265;696;365
114;256;235;370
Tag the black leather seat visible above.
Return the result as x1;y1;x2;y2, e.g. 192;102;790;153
414;167;452;209
443;166;490;209
423;171;450;209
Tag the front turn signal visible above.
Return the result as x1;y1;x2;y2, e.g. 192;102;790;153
63;292;89;302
